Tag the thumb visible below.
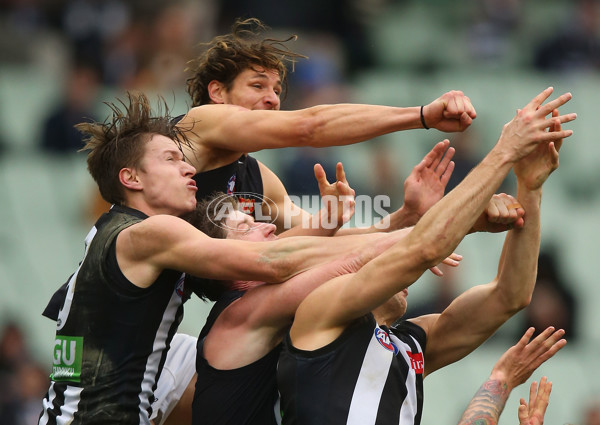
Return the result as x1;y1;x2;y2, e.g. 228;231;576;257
518;400;529;425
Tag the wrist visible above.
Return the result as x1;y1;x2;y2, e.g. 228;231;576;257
420;105;430;130
317;208;344;232
488;143;518;168
487;372;513;393
469;216;485;234
516;182;542;204
516;177;545;195
390;206;421;229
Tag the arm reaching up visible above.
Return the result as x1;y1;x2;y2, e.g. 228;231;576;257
457;327;565;425
289;86;575;355
413;89;575;375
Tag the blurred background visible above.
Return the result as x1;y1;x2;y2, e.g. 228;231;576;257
0;0;599;424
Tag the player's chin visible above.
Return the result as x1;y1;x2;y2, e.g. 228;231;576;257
182;197;197;214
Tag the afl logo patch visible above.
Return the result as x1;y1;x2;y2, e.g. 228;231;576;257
374;327;398;355
175;276;185;297
227;174;236;195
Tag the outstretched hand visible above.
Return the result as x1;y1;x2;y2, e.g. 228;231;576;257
455;328;561;425
403;140;455;218
518;377;552;425
497;87;575;163
513;108;563;191
491;326;566;391
423;90;477;132
314;162;356;228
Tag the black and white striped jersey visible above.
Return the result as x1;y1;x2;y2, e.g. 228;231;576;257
38;205;186;425
277;314;426;425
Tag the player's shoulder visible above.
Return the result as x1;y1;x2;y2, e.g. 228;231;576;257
405;314;438;338
123;215;194;240
185;103;249;119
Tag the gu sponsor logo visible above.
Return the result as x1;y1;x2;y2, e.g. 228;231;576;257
374;327;399;355
51;335;84;383
406;351;424;374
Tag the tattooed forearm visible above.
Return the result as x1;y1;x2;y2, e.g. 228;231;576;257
457;379;510;425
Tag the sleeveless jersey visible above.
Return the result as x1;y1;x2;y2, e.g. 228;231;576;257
277;314;426;425
38;205;187;425
193;154;264;216
192;291;281;425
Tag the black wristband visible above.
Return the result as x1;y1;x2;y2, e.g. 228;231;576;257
420;105;429;130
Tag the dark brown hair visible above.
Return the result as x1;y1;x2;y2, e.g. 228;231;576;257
186;17;307;107
184;192;239;239
77;92;189;205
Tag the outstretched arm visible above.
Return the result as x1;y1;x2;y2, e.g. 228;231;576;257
412;181;540;375
176;91;476;159
290;87;575;351
204;225;424;369
410;94;574;376
116;213;436;289
457;327;564;425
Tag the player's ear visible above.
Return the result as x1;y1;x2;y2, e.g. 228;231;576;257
119;167;143;191
208;80;226;104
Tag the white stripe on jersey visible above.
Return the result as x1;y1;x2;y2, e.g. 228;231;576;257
274;390;282;425
38;382;55;424
57;386;85;425
392;333;423;425
38;383;84;425
56;226;98;331
138;273;185;424
346;330;394;425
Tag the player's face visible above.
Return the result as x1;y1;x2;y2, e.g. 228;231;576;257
133;135;197;216
221;67;282;110
224;210;277;242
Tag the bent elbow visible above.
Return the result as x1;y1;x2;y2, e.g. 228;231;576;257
515;293;532;311
498;280;534;314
